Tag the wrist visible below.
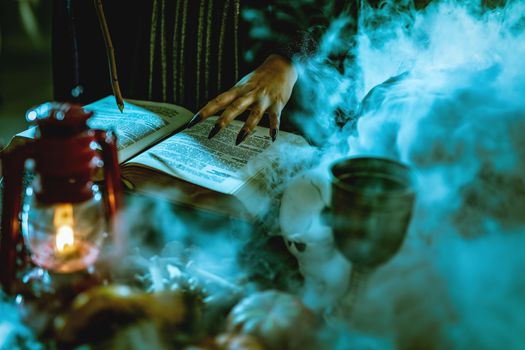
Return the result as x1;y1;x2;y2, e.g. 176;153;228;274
265;54;293;67
264;54;298;79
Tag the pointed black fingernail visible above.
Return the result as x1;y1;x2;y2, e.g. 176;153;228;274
236;129;249;146
208;124;222;139
270;128;278;142
186;113;202;129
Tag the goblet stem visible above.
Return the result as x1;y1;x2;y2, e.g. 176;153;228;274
339;264;372;321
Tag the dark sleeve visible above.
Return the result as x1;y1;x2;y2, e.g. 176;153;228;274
52;0;109;103
52;0;151;104
240;0;359;66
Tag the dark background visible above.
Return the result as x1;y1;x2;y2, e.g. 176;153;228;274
0;0;52;146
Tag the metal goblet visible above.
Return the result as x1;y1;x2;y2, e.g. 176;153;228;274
329;157;416;320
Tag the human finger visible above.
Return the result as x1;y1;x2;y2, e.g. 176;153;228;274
267;103;283;142
208;93;257;139
187;87;241;128
236;99;271;146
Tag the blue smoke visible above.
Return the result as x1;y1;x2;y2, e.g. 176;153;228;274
288;0;525;348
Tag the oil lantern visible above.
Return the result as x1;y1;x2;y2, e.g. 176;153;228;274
0;102;122;294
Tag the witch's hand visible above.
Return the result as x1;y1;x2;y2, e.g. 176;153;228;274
187;54;298;144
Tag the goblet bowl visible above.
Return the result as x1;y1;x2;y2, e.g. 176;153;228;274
330;157;416;268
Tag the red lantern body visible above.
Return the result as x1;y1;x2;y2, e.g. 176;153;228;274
0;103;122;294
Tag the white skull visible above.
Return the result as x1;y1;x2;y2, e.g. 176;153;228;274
279;168;351;311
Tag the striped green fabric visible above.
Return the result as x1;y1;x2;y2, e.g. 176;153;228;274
147;0;242;112
143;0;351;112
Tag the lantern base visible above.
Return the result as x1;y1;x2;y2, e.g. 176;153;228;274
30;237;101;274
16;263;107;302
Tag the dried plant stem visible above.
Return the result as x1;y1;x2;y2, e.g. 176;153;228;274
94;0;124;112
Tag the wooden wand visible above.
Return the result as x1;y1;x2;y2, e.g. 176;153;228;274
94;0;125;112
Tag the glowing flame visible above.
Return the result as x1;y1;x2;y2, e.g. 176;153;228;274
56;225;75;253
54;204;76;254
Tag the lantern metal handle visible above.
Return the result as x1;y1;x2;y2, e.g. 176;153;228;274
0;143;34;293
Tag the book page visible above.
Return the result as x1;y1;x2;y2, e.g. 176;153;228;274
9;96;195;164
84;96;194;162
125;117;288;194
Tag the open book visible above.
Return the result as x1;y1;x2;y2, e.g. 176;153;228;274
11;96;307;220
